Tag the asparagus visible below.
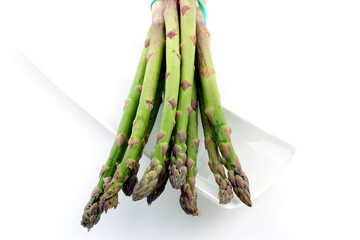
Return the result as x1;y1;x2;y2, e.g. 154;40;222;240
146;136;171;204
81;27;152;230
197;77;233;204
122;162;140;197
146;126;178;204
132;0;181;201
179;81;199;215
122;70;165;196
99;0;166;212
170;0;197;189
195;4;252;206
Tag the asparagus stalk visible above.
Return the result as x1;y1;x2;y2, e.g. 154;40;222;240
195;4;252;206
179;81;199;215
146;125;178;204
101;69;165;211
99;0;166;212
81;27;152;230
197;77;233;204
146;134;171;204
132;0;181;201
81;68;163;231
170;0;197;189
122;70;165;196
122;162;140;196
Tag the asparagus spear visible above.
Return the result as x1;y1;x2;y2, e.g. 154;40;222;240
197;77;233;204
81;27;152;230
146;125;178;204
170;0;197;189
179;81;199;215
122;70;165;196
132;0;181;201
99;0;166;212
195;4;252;206
146;135;171;204
81;68;163;231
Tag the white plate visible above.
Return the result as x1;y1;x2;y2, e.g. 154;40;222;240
20;1;295;208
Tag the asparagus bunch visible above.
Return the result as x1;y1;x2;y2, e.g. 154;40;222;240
81;0;253;230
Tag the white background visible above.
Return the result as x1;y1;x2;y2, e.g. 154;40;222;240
1;0;360;239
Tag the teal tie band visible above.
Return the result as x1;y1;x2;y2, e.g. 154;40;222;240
150;0;206;24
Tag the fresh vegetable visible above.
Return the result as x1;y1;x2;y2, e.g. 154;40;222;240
179;81;199;215
169;0;197;189
81;0;252;230
197;77;233;204
132;0;181;201
99;0;166;213
81;26;152;230
195;3;252;206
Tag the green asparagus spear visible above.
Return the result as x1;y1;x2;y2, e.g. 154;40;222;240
197;77;233;204
99;0;166;212
146;123;177;205
81;27;152;230
179;81;199;215
122;70;165;196
195;4;252;207
170;0;197;189
132;0;181;201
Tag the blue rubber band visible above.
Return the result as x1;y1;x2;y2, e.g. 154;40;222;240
150;0;207;24
150;0;157;8
197;0;207;24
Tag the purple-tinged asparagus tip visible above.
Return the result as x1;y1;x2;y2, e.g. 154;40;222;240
167;31;178;39
147;52;155;63
189;35;196;46
181;81;192;91
144;39;150;48
136;85;142;94
204;108;213;124
161;143;169;157
167;98;177;110
116;134;127;148
173;144;181;158
186;158;195;172
99;165;110;179
222;126;232;142
128;138;140;149
181;5;191;15
91;186;101;199
192;139;200;152
219;143;231;160
178;131;187;144
157;131;166;143
123;99;130;111
201;67;215;79
187;105;193;117
176;53;181;63
165;72;171;81
176;111;182;121
191;100;198;111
